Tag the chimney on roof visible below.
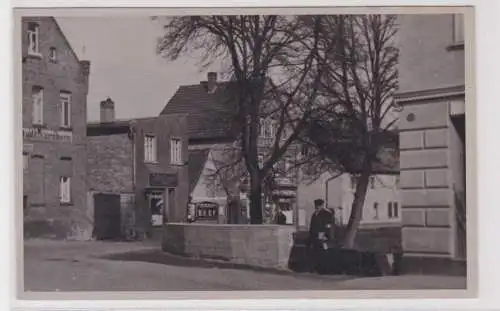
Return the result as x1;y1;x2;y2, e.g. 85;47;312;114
207;72;217;93
100;97;115;123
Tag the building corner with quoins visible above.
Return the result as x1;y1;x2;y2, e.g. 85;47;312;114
395;14;467;276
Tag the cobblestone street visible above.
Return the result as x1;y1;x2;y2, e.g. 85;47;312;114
23;240;466;292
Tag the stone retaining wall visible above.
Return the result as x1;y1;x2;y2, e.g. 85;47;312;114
162;223;296;269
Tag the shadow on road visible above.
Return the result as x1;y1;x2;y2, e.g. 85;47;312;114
98;249;353;281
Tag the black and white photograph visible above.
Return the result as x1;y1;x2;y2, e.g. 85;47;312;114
15;6;474;299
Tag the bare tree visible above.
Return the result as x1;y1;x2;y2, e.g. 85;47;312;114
300;15;400;247
155;15;327;224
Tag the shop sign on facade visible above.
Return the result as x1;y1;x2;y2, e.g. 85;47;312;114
149;173;178;187
23;128;72;143
195;201;219;221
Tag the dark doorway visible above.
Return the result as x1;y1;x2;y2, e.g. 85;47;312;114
93;193;122;240
166;188;175;222
451;115;466;260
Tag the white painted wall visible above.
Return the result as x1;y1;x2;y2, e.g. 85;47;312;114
191;148;229;206
297;172;401;229
340;174;401;227
296;172;343;229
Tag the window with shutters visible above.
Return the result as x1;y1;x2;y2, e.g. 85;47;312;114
59;176;71;203
144;135;157;163
60;92;71;127
32;86;43;125
170;138;182;165
27;22;40;55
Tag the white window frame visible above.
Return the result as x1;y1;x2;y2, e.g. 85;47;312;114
259;118;275;139
59;176;71;204
23;153;29;172
170;138;182;165
144;135;157;163
27;22;40;56
270;120;278;138
453;14;465;44
259;118;265;138
49;47;57;62
60;92;71;128
32;86;43;125
258;155;264;168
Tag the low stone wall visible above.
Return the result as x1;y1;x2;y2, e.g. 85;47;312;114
162;223;296;269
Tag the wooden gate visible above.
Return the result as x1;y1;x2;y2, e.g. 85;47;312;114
93;193;121;240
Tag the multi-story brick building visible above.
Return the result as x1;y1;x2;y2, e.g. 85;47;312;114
395;13;467;275
22;17;91;239
87;98;189;240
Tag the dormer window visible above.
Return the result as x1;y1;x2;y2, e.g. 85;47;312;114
49;47;57;62
27;22;40;56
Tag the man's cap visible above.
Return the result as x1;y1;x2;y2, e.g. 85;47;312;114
314;198;325;206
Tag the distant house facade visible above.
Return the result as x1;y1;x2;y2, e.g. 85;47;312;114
161;72;300;225
87;98;189;240
21;17;91;239
395;13;467;274
297;172;400;230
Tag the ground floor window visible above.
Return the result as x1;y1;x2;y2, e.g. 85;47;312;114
59;176;71;203
23;153;29;171
388;202;399;219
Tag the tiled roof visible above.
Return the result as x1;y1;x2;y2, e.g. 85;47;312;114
188;148;211;192
160;82;237;141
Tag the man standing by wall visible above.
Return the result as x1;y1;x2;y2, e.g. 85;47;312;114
307;198;335;273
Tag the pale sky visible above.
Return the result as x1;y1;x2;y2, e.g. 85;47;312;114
56;17;223;121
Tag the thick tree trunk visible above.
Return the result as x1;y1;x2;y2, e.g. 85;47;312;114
249;175;264;224
342;159;372;248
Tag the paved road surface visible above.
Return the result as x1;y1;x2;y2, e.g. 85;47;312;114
23;240;466;292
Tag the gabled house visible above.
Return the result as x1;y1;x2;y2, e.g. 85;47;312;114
21;17;91;240
161;72;400;228
160;72;300;224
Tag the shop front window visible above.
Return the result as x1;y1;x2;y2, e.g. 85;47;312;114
149;191;164;227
